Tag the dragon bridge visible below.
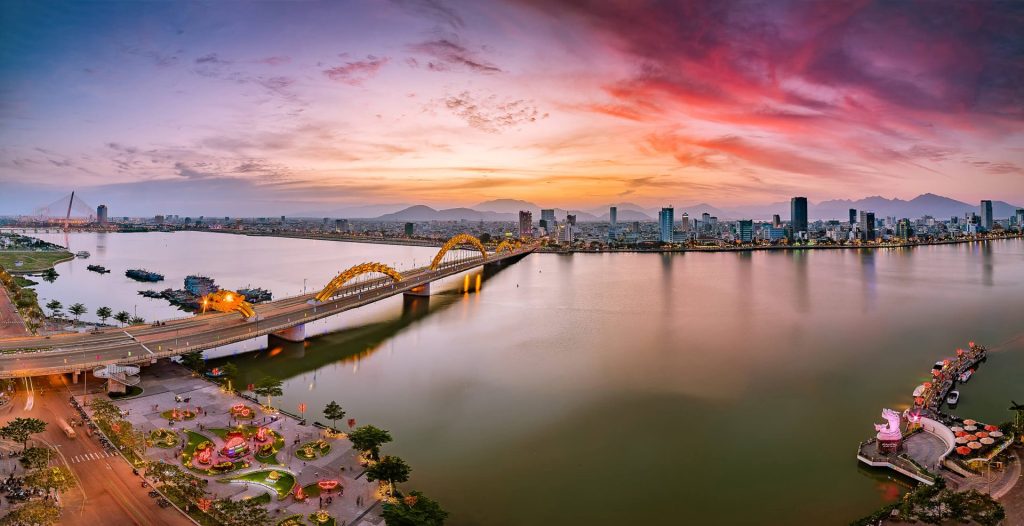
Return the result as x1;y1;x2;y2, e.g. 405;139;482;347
430;234;488;270
315;262;404;302
202;289;256;319
494;239;519;254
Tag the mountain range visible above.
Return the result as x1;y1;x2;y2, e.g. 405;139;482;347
358;194;1020;222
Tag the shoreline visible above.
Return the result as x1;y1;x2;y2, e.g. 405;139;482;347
191;228;1022;254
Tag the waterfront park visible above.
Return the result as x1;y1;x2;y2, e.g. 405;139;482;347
80;358;447;526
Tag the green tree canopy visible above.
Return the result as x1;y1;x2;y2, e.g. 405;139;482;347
24;466;76;494
253;376;283;408
180;351;205;373
381;490;449;526
213;496;269;526
323;401;345;431
96;306;112;325
113;310;130;326
129;315;145;325
44;299;62;317
366;455;411;495
68;302;86;323
19;447;53;470
0;417;47;451
0;499;61;526
87;398;122;423
347;425;392;461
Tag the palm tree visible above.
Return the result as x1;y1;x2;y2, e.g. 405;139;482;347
323;401;345;432
129;315;145;325
113;311;130;327
45;300;62;319
95;306;112;326
68;303;86;325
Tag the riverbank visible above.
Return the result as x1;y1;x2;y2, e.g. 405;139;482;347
0;250;75;273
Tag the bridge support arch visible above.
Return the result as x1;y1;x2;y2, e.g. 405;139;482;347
430;234;488;270
404;282;431;297
272;324;306;343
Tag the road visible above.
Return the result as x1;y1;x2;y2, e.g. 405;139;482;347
2;374;190;526
0;248;532;378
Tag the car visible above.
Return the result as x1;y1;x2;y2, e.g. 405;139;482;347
946;390;960;405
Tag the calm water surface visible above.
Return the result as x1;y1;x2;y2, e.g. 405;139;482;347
23;231;1024;525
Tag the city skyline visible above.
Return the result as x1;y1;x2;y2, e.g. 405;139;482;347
2;0;1024;212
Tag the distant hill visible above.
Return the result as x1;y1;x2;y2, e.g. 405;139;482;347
811;194;1021;220
473;199;541;214
376;205;514;222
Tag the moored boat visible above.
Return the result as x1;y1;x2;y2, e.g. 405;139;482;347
126;268;164;282
86;264;110;274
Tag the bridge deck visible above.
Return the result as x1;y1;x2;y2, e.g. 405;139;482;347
0;247;533;378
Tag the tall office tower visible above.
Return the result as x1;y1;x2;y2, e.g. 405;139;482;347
790;197;808;234
897;219;910;240
96;204;108;224
772;214;781;228
540;209;556;228
335;219;350;232
980;200;993;230
404;223;415;237
849;208;857;226
864;212;876;241
1016;209;1024;228
738;220;753;243
609;206;617;227
659;207;674;243
518;210;533;239
566;214;577;226
680;212;690;232
539;219;549;235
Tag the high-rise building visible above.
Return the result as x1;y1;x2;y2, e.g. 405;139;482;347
659;207;674;243
680;212;690;232
566;214;577;226
404;222;415;237
790;197;808;234
862;212;876;241
280;215;286;223
980;200;993;230
518;210;533;239
335;219;350;232
1016;208;1024;229
609;206;617;227
540;209;556;227
155;215;165;225
738;220;753;243
897;219;911;240
772;214;781;228
849;208;857;226
96;204;108;224
539;219;549;235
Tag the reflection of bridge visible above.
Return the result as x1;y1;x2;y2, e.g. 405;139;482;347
0;234;535;383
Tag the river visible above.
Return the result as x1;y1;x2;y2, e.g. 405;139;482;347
18;230;1024;525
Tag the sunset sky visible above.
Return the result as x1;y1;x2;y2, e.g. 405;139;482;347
1;0;1022;214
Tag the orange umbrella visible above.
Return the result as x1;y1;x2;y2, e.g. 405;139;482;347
956;446;971;455
984;425;998;432
976;432;989;439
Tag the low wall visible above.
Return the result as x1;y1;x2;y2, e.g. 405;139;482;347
919;416;955;462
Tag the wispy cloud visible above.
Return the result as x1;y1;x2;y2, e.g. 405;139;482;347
408;38;501;74
323;55;390;85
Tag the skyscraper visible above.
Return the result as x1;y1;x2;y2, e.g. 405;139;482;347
738;220;753;243
980;200;993;230
772;214;781;228
518;210;533;239
680;212;690;232
849;208;857;226
790;197;808;234
659;207;674;243
864;212;876;241
96;204;108;224
609;206;617;227
1016;209;1024;229
540;209;556;227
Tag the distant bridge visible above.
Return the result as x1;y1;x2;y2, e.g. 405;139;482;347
0;234;535;382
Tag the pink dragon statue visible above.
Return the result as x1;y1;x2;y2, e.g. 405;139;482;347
874;408;903;441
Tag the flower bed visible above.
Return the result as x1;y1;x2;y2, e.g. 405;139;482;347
308;510;336;526
160;408;196;421
229;403;256;420
222;469;296;500
277;515;306;526
149;429;179;448
295;439;331;460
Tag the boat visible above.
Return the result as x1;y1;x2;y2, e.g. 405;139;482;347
959;369;973;383
75;251;90;258
126;269;165;282
86;264;110;274
946;390;960;405
237;286;272;303
932;361;945;371
184;275;218;296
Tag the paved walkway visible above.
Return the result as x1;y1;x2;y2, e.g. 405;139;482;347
0;286;28;338
91;361;385;525
997;449;1024;524
904;431;947;472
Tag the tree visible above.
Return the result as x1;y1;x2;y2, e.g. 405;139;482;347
180;351;205;373
0;499;61;526
381;491;449;526
347;425;392;461
68;302;86;324
0;417;47;451
213;497;269;526
129;315;145;325
20;447;53;470
96;306;112;325
148;463;207;510
323;401;345;431
87;398;122;423
24;466;76;494
366;455;411;495
219;362;238;391
45;299;62;318
113;310;130;327
253;376;283;408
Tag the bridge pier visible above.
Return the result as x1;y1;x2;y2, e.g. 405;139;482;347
72;370;80;384
106;379;127;394
271;324;306;343
404;282;431;297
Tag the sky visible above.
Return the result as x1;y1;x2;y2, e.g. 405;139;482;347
1;0;1023;215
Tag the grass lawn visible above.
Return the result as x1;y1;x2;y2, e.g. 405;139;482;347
149;429;179;449
0;251;73;273
210;425;285;464
109;385;143;399
223;469;296;500
160;409;196;421
247;492;272;506
183;431;212;456
301;482;322;498
295;440;331;460
12;276;36;288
